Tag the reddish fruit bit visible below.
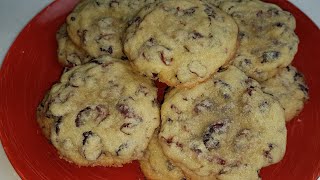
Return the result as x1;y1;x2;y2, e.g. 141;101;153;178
247;87;254;96
216;158;226;165
258;101;269;112
116;104;135;118
128;16;141;26
203;122;226;150
75;105;109;127
256;10;263;17
166;160;175;171
55;116;62;134
171;104;182;114
263;144;274;162
152;98;159;108
267;8;279;16
183;45;190;52
204;4;216;19
298;84;309;95
238;31;245;40
121;56;128;61
100;46;113;55
116;143;128;156
194;99;214;113
191;146;202;155
82;131;102;160
274;22;284;27
78;29;88;44
162;136;173;145
120;123;134;135
183;7;197;15
217;66;227;72
191;31;204;39
136;85;149;96
152;73;159;79
214;80;231;99
176;142;183;148
160;51;173;65
261;51;280;63
294;71;303;81
82;131;93;145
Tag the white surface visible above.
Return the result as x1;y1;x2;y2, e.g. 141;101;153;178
0;0;319;179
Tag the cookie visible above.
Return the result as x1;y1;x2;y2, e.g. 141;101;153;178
56;23;92;66
124;0;238;87
37;56;160;166
261;65;309;121
139;131;187;180
66;0;159;59
219;0;299;81
159;66;286;179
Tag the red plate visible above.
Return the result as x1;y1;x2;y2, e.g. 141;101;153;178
0;0;319;179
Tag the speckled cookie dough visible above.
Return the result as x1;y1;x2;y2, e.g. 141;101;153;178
203;0;225;7
37;56;160;166
66;0;159;59
139;131;187;180
159;66;286;179
261;65;309;121
219;0;299;81
124;0;238;87
56;23;92;66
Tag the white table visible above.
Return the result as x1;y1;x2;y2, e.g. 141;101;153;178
0;0;319;179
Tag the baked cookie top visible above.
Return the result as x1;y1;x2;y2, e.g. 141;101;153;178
203;0;225;7
159;66;286;178
66;0;159;59
139;131;187;180
37;56;160;166
124;0;238;87
261;65;309;121
219;0;299;81
56;23;92;66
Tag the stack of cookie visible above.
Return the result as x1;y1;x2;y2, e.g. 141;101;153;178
37;0;309;179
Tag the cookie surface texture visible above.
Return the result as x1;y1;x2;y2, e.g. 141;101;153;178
139;132;187;180
159;66;287;179
124;0;238;87
219;0;299;81
56;23;92;66
261;65;309;121
37;57;160;166
66;0;159;59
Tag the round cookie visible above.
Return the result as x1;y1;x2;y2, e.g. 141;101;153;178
66;0;159;59
159;66;286;179
261;65;309;121
139;131;187;180
124;0;238;87
219;0;299;81
56;23;92;66
37;56;160;166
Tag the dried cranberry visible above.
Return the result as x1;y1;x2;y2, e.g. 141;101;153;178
116;143;128;156
203;122;227;150
75;105;109;127
183;7;197;15
116;104;135;118
261;51;280;63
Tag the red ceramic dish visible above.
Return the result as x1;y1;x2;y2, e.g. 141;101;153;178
0;0;319;179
